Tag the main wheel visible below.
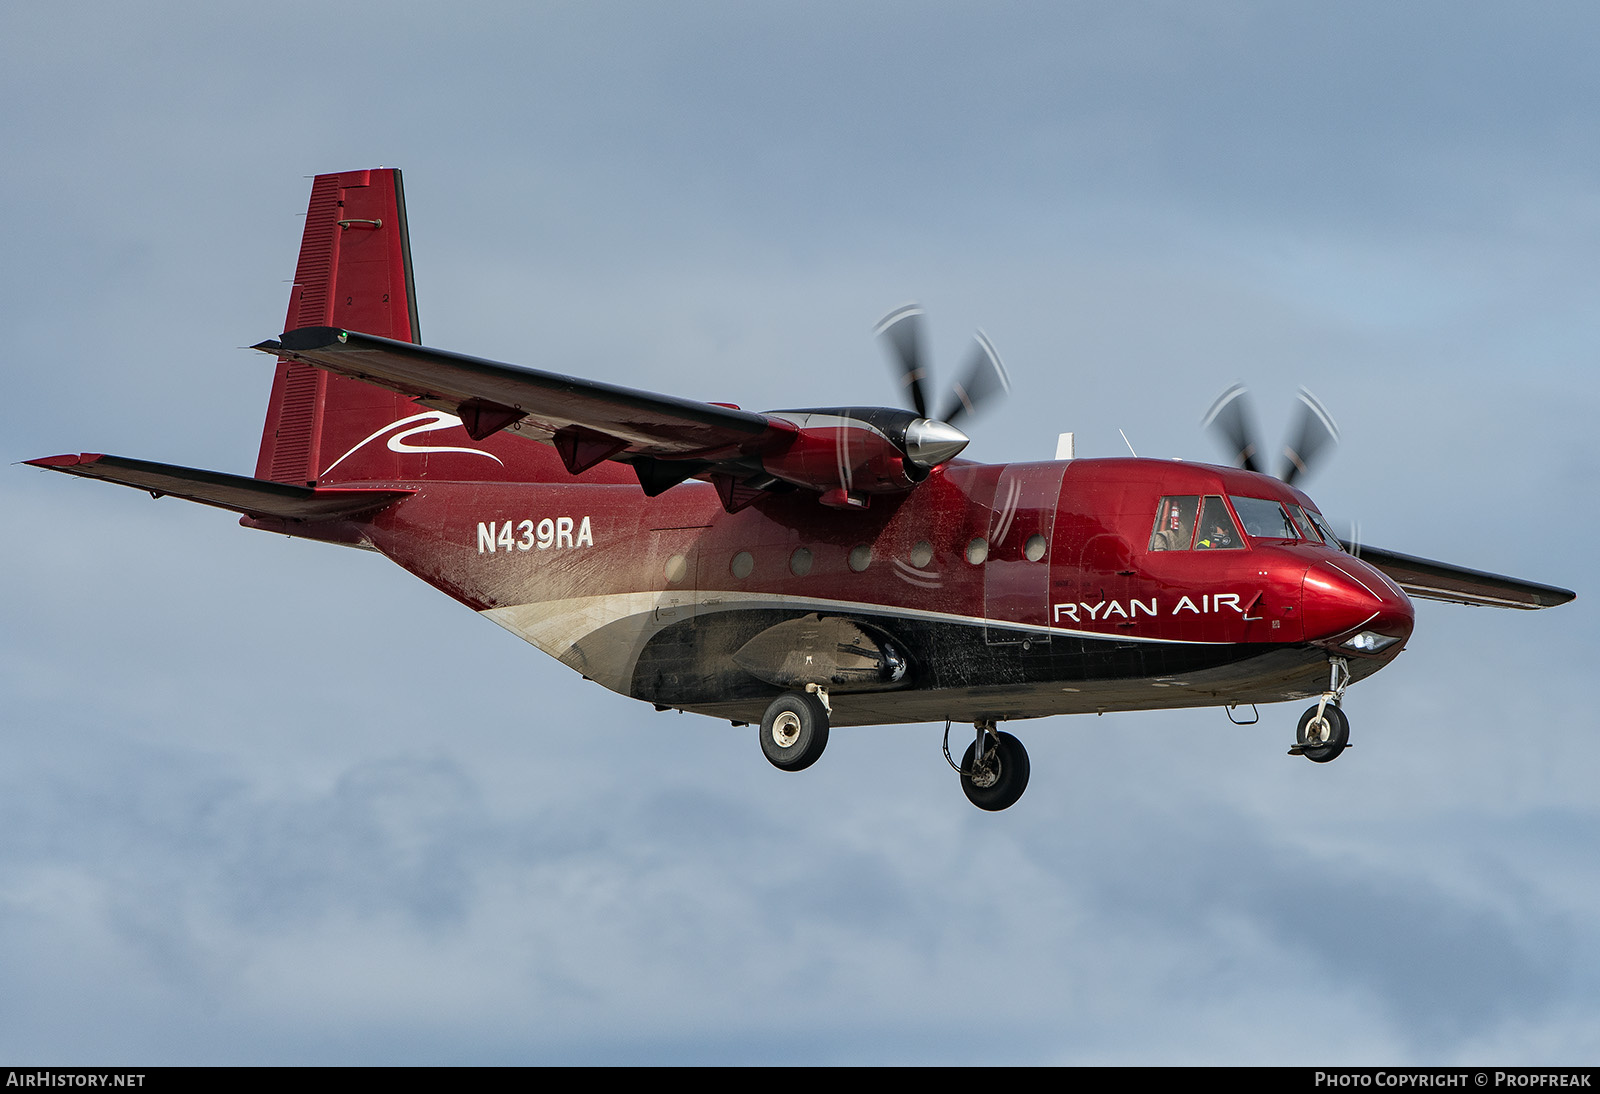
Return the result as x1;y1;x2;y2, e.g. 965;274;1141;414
1297;704;1349;764
959;730;1031;811
759;692;830;771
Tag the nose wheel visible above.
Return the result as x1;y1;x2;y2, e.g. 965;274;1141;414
1294;703;1349;762
1291;657;1351;763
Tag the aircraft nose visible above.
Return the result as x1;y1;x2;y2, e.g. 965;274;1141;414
1301;559;1414;650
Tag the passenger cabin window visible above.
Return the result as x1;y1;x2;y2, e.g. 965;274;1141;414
1149;496;1198;551
1229;495;1303;541
1195;496;1242;550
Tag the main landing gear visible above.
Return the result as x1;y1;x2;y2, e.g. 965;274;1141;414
758;685;830;771
1291;657;1352;764
757;690;1033;812
945;719;1030;811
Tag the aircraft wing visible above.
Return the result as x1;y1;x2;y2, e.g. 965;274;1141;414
256;327;798;472
1346;542;1575;610
26;453;413;521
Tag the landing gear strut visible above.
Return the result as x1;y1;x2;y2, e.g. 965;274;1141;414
758;686;830;771
1292;657;1351;763
946;720;1030;811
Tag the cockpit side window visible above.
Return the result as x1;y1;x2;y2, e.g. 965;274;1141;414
1228;495;1303;540
1149;496;1198;551
1195;496;1242;550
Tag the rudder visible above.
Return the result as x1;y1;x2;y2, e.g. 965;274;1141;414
255;169;423;485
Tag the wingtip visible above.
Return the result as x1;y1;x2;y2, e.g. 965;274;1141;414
25;453;103;469
1544;586;1578;608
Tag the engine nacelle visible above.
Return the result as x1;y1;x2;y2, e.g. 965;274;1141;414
757;408;967;499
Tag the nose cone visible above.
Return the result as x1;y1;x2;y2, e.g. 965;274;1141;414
1302;559;1415;650
903;417;969;467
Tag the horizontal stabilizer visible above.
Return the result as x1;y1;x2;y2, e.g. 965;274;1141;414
1349;542;1576;610
26;454;413;521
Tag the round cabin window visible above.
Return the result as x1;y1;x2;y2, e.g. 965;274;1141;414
790;547;813;576
665;554;687;583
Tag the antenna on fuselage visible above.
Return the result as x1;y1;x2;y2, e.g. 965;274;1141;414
1118;429;1138;458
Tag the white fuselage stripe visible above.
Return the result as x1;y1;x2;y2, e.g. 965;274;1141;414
484;587;1234;647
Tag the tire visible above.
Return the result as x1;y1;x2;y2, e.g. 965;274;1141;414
959;731;1031;811
759;692;830;771
1297;704;1349;764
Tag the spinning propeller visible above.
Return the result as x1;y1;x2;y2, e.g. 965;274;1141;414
875;304;1010;468
1202;382;1340;486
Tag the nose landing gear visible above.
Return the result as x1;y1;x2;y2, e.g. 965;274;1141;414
1292;656;1351;763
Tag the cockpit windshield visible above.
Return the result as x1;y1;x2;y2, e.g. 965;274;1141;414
1287;504;1326;543
1300;506;1344;551
1228;495;1303;541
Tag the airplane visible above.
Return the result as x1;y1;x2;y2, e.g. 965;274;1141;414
26;167;1576;811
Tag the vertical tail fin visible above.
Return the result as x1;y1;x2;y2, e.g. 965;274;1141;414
253;169;590;489
255;169;422;485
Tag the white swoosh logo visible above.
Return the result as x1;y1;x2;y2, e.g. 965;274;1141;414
321;411;506;477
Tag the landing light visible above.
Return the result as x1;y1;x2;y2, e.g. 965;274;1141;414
1342;631;1400;653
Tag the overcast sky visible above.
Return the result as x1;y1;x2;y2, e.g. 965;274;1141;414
3;1;1596;1065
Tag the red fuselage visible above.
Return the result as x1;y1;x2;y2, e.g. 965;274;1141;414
269;454;1413;727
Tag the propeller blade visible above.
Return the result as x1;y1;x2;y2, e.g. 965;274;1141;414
874;303;930;419
1202;382;1264;473
940;331;1010;425
1279;387;1340;486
